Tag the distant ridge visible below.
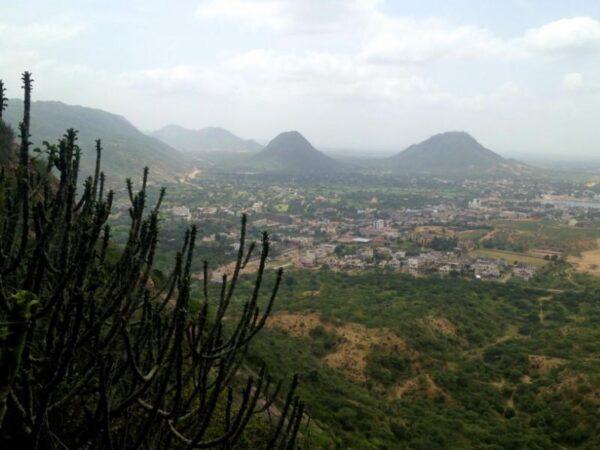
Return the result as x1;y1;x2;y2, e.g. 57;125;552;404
3;99;186;184
151;124;262;154
389;131;528;175
249;131;338;173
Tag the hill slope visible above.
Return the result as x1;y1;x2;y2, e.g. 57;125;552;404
249;131;338;174
248;269;600;449
389;131;526;176
150;125;262;154
4;100;187;185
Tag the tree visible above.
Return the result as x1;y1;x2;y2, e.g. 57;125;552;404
0;73;304;449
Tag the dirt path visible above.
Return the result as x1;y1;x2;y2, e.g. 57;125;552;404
537;295;552;325
467;324;521;358
184;168;201;180
202;248;300;281
480;229;499;243
469;293;553;357
178;167;203;189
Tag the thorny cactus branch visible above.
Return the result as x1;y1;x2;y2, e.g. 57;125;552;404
0;291;38;428
0;72;305;449
0;80;7;119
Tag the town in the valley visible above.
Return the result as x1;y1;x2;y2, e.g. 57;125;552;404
109;172;600;284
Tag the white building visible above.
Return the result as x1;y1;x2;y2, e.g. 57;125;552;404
468;199;482;209
171;206;192;221
372;219;385;230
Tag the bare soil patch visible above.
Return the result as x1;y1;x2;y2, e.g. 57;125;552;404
268;314;455;403
568;239;600;277
267;313;413;382
424;316;458;337
267;313;322;337
391;374;451;403
489;378;507;390
541;372;599;404
528;354;567;375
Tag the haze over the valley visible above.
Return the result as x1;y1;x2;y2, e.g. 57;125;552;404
2;0;600;159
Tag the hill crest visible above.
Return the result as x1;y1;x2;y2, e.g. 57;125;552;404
389;131;525;175
151;124;262;153
3;99;186;184
250;130;338;173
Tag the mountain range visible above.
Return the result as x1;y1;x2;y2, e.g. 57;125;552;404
2;98;532;181
3;100;186;185
150;125;262;154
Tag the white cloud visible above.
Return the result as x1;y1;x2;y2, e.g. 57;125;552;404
360;16;600;64
0;50;38;68
197;0;382;34
0;19;85;97
127;48;523;112
222;49;434;102
562;72;600;93
121;65;239;97
197;1;517;66
122;47;434;107
0;21;84;49
523;17;600;55
136;66;198;88
196;0;286;30
563;72;584;90
197;2;600;63
362;18;512;64
197;1;507;63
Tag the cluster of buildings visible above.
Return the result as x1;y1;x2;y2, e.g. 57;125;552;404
291;244;536;281
406;251;536;280
143;176;600;283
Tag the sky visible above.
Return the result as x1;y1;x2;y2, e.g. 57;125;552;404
1;0;600;157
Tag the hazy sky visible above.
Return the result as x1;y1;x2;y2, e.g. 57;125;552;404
2;1;600;157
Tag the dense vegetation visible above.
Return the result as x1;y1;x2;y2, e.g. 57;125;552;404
0;74;303;449
241;270;600;449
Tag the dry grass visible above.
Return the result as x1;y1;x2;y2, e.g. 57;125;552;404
424;316;458;337
528;354;567;375
391;374;451;403
266;313;322;337
267;313;413;382
568;239;600;277
470;248;549;267
267;314;457;403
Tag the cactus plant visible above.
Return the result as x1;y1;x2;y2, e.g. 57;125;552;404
0;73;303;449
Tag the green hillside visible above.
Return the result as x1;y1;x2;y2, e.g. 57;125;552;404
236;270;600;449
389;131;530;176
151;124;262;154
3;99;187;184
248;131;339;174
